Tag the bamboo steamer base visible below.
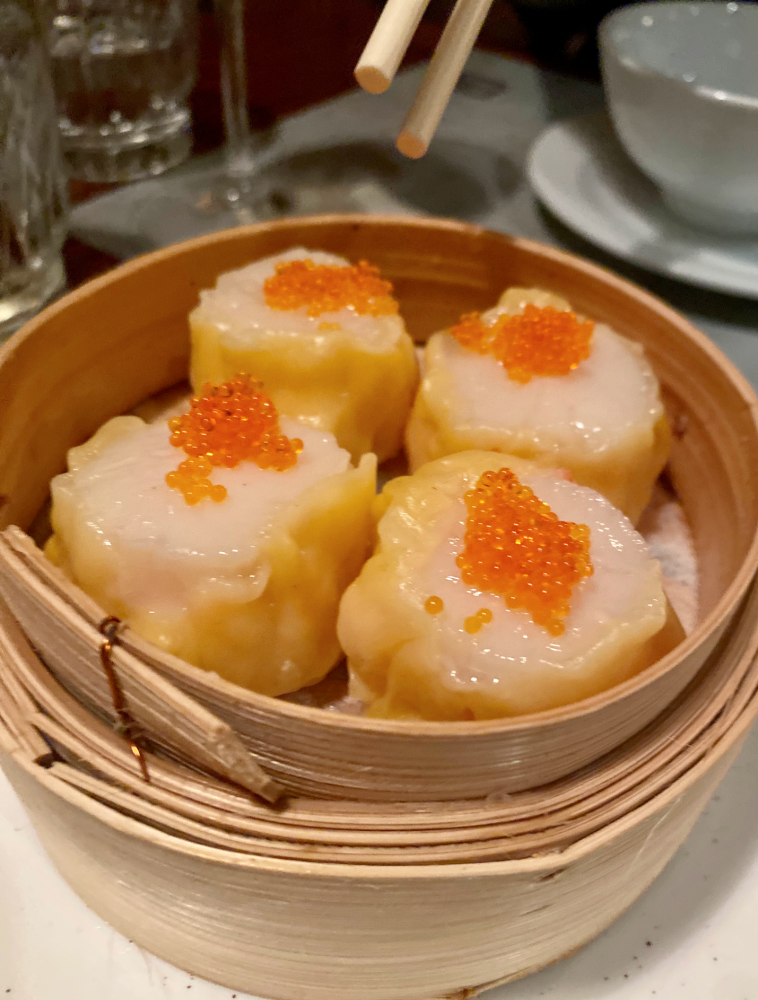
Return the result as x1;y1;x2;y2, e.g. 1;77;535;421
2;216;758;800
0;729;747;1000
1;583;754;999
0;571;756;866
3;588;757;999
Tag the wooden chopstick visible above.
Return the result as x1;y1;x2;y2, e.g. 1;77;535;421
355;0;433;95
396;0;494;159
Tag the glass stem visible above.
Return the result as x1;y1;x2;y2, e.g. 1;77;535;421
215;0;255;178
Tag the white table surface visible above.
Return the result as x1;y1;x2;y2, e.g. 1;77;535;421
5;49;758;1000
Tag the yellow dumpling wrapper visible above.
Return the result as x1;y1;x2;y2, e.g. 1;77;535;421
338;451;684;721
405;288;670;523
190;248;419;464
46;413;376;696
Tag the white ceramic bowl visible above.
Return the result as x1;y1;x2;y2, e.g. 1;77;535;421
600;2;758;235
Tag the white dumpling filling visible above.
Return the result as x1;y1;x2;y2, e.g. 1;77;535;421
192;247;403;352
419;475;665;698
53;417;347;614
48;414;376;694
437;323;662;460
405;288;670;522
339;452;681;719
190;248;418;463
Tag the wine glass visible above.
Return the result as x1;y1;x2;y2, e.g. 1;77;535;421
154;0;400;230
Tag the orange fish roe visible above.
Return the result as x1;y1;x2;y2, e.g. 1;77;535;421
165;375;303;505
457;468;593;636
450;304;594;383
263;258;398;317
463;607;493;634
425;595;444;615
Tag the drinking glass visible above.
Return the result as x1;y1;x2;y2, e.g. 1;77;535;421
38;0;199;182
0;0;67;339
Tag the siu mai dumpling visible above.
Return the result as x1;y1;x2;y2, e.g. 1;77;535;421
46;377;376;695
190;248;418;463
337;451;683;720
405;288;670;522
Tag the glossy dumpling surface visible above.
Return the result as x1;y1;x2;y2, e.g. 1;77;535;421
47;413;376;695
405;288;670;522
338;451;683;720
190;248;418;463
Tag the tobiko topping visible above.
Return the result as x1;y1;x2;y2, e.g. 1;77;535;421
457;468;593;636
463;607;493;635
166;375;303;505
450;304;594;383
263;258;398;317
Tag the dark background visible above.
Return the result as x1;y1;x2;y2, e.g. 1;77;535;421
189;0;619;155
66;0;629;285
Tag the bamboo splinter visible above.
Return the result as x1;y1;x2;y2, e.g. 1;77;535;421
98;615;151;783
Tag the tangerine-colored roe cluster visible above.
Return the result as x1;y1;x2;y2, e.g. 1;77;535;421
263;258;399;317
457;468;593;636
166;375;303;505
450;304;594;383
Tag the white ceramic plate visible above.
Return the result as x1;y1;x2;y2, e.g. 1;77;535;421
3;723;758;999
527;113;758;300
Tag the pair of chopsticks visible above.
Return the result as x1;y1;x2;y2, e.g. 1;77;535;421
355;0;494;159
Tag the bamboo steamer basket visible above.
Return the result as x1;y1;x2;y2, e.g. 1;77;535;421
2;544;758;996
1;215;758;801
1;657;757;1000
